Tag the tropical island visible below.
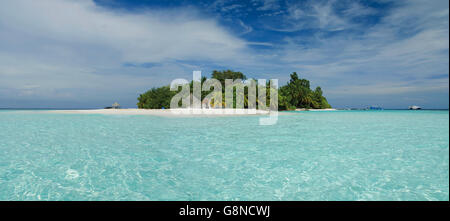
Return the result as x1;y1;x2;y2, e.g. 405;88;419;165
137;70;331;111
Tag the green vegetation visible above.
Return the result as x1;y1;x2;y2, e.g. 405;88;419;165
137;86;176;109
137;70;331;110
279;72;331;110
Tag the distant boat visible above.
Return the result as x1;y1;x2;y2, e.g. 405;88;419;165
367;106;383;110
409;105;421;110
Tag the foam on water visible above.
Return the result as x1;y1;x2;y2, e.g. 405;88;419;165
0;110;448;200
65;169;79;180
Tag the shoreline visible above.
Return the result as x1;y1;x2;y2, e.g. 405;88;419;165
19;108;341;117
46;108;285;117
295;108;337;111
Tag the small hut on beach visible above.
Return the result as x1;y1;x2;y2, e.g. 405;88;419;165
112;102;121;109
105;102;121;109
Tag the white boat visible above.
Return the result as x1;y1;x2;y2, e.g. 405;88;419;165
409;105;421;110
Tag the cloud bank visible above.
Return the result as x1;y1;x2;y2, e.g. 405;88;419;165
0;0;249;107
0;0;448;108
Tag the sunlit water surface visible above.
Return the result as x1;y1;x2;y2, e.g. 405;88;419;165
0;110;448;200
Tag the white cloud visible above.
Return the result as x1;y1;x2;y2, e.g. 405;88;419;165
0;0;250;107
238;19;253;35
276;0;449;106
255;0;280;11
0;0;448;108
0;0;247;63
265;0;353;32
342;1;377;18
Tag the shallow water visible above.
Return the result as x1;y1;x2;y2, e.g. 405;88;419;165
0;110;448;200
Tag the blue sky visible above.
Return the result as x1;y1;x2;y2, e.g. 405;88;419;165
0;0;448;109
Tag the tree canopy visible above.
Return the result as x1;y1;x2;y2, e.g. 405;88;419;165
278;72;331;109
137;70;331;110
137;86;176;109
211;70;246;87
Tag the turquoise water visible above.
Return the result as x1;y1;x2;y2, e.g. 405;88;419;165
0;110;448;201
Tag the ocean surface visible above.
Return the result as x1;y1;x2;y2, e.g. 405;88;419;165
0;110;448;201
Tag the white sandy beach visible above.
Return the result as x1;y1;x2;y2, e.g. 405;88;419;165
45;108;338;117
47;108;282;117
295;108;337;111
